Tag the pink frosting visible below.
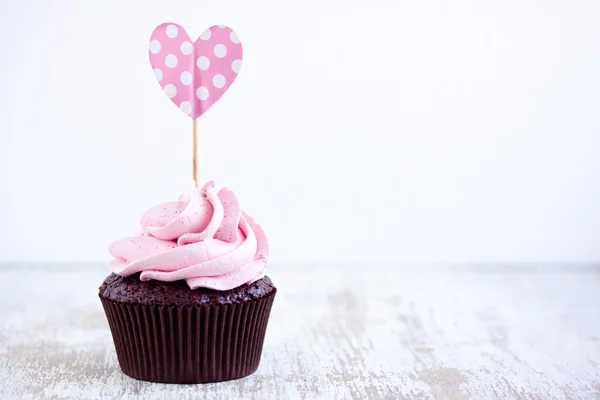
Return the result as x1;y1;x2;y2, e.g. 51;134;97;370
108;181;269;291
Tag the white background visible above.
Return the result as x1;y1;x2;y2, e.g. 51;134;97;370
0;0;599;264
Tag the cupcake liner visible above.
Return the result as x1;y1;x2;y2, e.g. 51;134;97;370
100;289;276;384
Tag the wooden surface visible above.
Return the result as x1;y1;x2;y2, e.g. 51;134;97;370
1;264;600;399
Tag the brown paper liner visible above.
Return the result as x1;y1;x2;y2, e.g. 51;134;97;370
100;290;276;383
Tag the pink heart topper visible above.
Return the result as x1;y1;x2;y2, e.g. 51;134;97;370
149;23;243;119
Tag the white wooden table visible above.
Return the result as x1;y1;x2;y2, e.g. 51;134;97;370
1;264;599;399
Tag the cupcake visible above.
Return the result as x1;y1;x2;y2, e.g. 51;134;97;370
99;180;276;383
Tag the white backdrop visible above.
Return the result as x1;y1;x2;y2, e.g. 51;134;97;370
0;0;599;264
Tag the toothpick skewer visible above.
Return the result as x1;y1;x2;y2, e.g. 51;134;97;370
193;119;199;188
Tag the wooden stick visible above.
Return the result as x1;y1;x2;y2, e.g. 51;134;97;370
192;118;198;188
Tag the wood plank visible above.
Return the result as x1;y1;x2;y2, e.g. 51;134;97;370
1;264;599;399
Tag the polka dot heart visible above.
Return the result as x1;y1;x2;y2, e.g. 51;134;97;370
149;23;243;119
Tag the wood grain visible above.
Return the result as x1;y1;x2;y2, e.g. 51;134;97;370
1;264;599;399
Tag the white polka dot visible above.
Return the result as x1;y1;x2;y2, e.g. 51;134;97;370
180;101;192;115
164;84;177;98
231;59;242;74
196;56;210;70
154;68;163;82
165;54;177;68
217;24;226;28
199;29;211;40
214;44;227;58
196;86;209;101
230;31;240;44
166;24;178;38
180;41;193;55
149;40;161;54
213;74;226;88
180;71;192;85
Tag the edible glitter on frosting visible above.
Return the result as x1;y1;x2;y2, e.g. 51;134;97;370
108;181;268;291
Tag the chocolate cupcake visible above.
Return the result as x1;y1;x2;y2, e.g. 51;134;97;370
100;181;276;383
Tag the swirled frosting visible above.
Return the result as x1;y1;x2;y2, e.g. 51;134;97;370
108;181;269;291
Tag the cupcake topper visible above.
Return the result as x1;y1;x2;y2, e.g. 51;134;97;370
149;23;243;187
